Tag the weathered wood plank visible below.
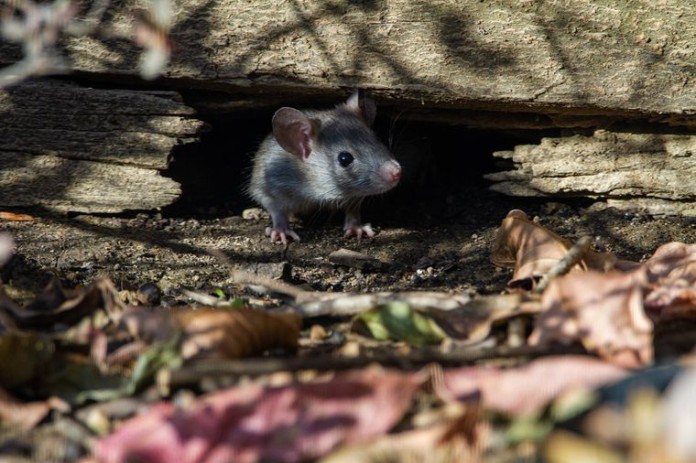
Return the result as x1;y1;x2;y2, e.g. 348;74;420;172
10;0;691;118
0;79;206;212
485;130;696;216
0;152;181;213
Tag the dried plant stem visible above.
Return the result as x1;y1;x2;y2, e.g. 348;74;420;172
208;248;311;300
164;344;586;388
535;236;593;294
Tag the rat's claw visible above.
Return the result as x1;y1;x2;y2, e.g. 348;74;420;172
266;227;301;244
344;224;376;240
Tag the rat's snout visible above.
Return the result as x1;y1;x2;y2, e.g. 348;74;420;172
380;160;402;185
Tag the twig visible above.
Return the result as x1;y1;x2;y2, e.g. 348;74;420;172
164;344;588;388
208;248;312;300
295;291;472;317
534;236;593;293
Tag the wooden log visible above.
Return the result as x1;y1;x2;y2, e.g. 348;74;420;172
485;130;696;216
1;0;689;121
0;79;206;213
0;152;182;213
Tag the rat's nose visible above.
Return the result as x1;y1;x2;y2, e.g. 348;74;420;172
381;160;401;184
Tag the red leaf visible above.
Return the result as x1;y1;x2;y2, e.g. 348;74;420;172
529;271;653;368
95;368;421;463
442;356;627;416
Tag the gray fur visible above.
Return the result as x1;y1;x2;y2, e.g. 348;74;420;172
248;92;401;241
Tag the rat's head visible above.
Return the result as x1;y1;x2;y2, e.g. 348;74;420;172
271;91;401;203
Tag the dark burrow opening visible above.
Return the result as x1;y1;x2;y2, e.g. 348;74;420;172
163;95;563;228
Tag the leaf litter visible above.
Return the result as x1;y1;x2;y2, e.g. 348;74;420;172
0;207;695;462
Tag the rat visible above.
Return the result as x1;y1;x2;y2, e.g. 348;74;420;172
248;90;402;244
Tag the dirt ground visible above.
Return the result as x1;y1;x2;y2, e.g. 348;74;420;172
1;172;695;462
2;182;694;306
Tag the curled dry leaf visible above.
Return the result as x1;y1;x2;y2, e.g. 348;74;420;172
94;368;422;463
642;242;696;319
122;306;301;360
0;278;123;330
529;271;653;368
441;356;627;417
0;389;68;431
174;307;301;359
491;209;615;289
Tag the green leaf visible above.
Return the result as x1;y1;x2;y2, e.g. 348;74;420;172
75;334;183;404
213;288;226;299
356;302;447;347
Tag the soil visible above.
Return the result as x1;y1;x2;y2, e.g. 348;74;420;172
2;183;694;306
1;147;695;463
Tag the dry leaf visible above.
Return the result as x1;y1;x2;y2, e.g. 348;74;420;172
0;389;68;431
174;307;301;359
529;271;653;368
643;242;696;285
491;210;614;289
121;306;301;360
0;278;123;330
0;211;34;221
441;356;627;417
94;368;422;463
428;293;542;344
642;243;696;319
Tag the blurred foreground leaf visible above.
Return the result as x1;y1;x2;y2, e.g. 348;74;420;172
355;302;447;347
0;332;54;389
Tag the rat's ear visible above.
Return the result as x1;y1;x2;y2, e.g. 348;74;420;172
272;107;317;159
345;89;377;127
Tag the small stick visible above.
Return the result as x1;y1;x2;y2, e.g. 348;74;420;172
208;248;311;300
164;344;587;388
535;236;593;294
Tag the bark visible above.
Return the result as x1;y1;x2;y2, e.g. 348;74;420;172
485;130;696;216
0;79;206;213
2;1;694;120
66;1;696;117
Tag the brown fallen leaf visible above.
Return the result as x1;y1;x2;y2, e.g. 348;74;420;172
0;278;124;330
121;306;301;360
0;389;68;431
175;307;301;359
0;211;34;221
491;209;615;289
642;242;696;319
441;356;627;417
425;293;542;345
529;271;653;368
94;368;422;463
643;242;696;286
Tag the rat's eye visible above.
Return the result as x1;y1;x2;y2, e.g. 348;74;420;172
338;151;354;168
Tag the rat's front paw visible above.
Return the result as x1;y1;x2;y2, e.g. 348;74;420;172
344;224;376;240
265;226;301;244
